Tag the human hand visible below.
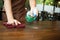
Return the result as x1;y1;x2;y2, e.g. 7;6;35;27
30;8;38;17
7;19;21;25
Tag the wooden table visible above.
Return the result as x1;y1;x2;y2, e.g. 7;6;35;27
0;21;60;40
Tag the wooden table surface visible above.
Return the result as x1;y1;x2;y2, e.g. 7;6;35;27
0;21;60;40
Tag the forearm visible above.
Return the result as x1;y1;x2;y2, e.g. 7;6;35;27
4;0;14;21
29;0;36;10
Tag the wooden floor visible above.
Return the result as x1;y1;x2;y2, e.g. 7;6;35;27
0;21;60;40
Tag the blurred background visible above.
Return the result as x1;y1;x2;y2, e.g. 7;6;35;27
0;0;60;21
0;0;3;20
36;0;60;21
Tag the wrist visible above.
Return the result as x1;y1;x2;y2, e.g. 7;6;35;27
7;17;14;21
